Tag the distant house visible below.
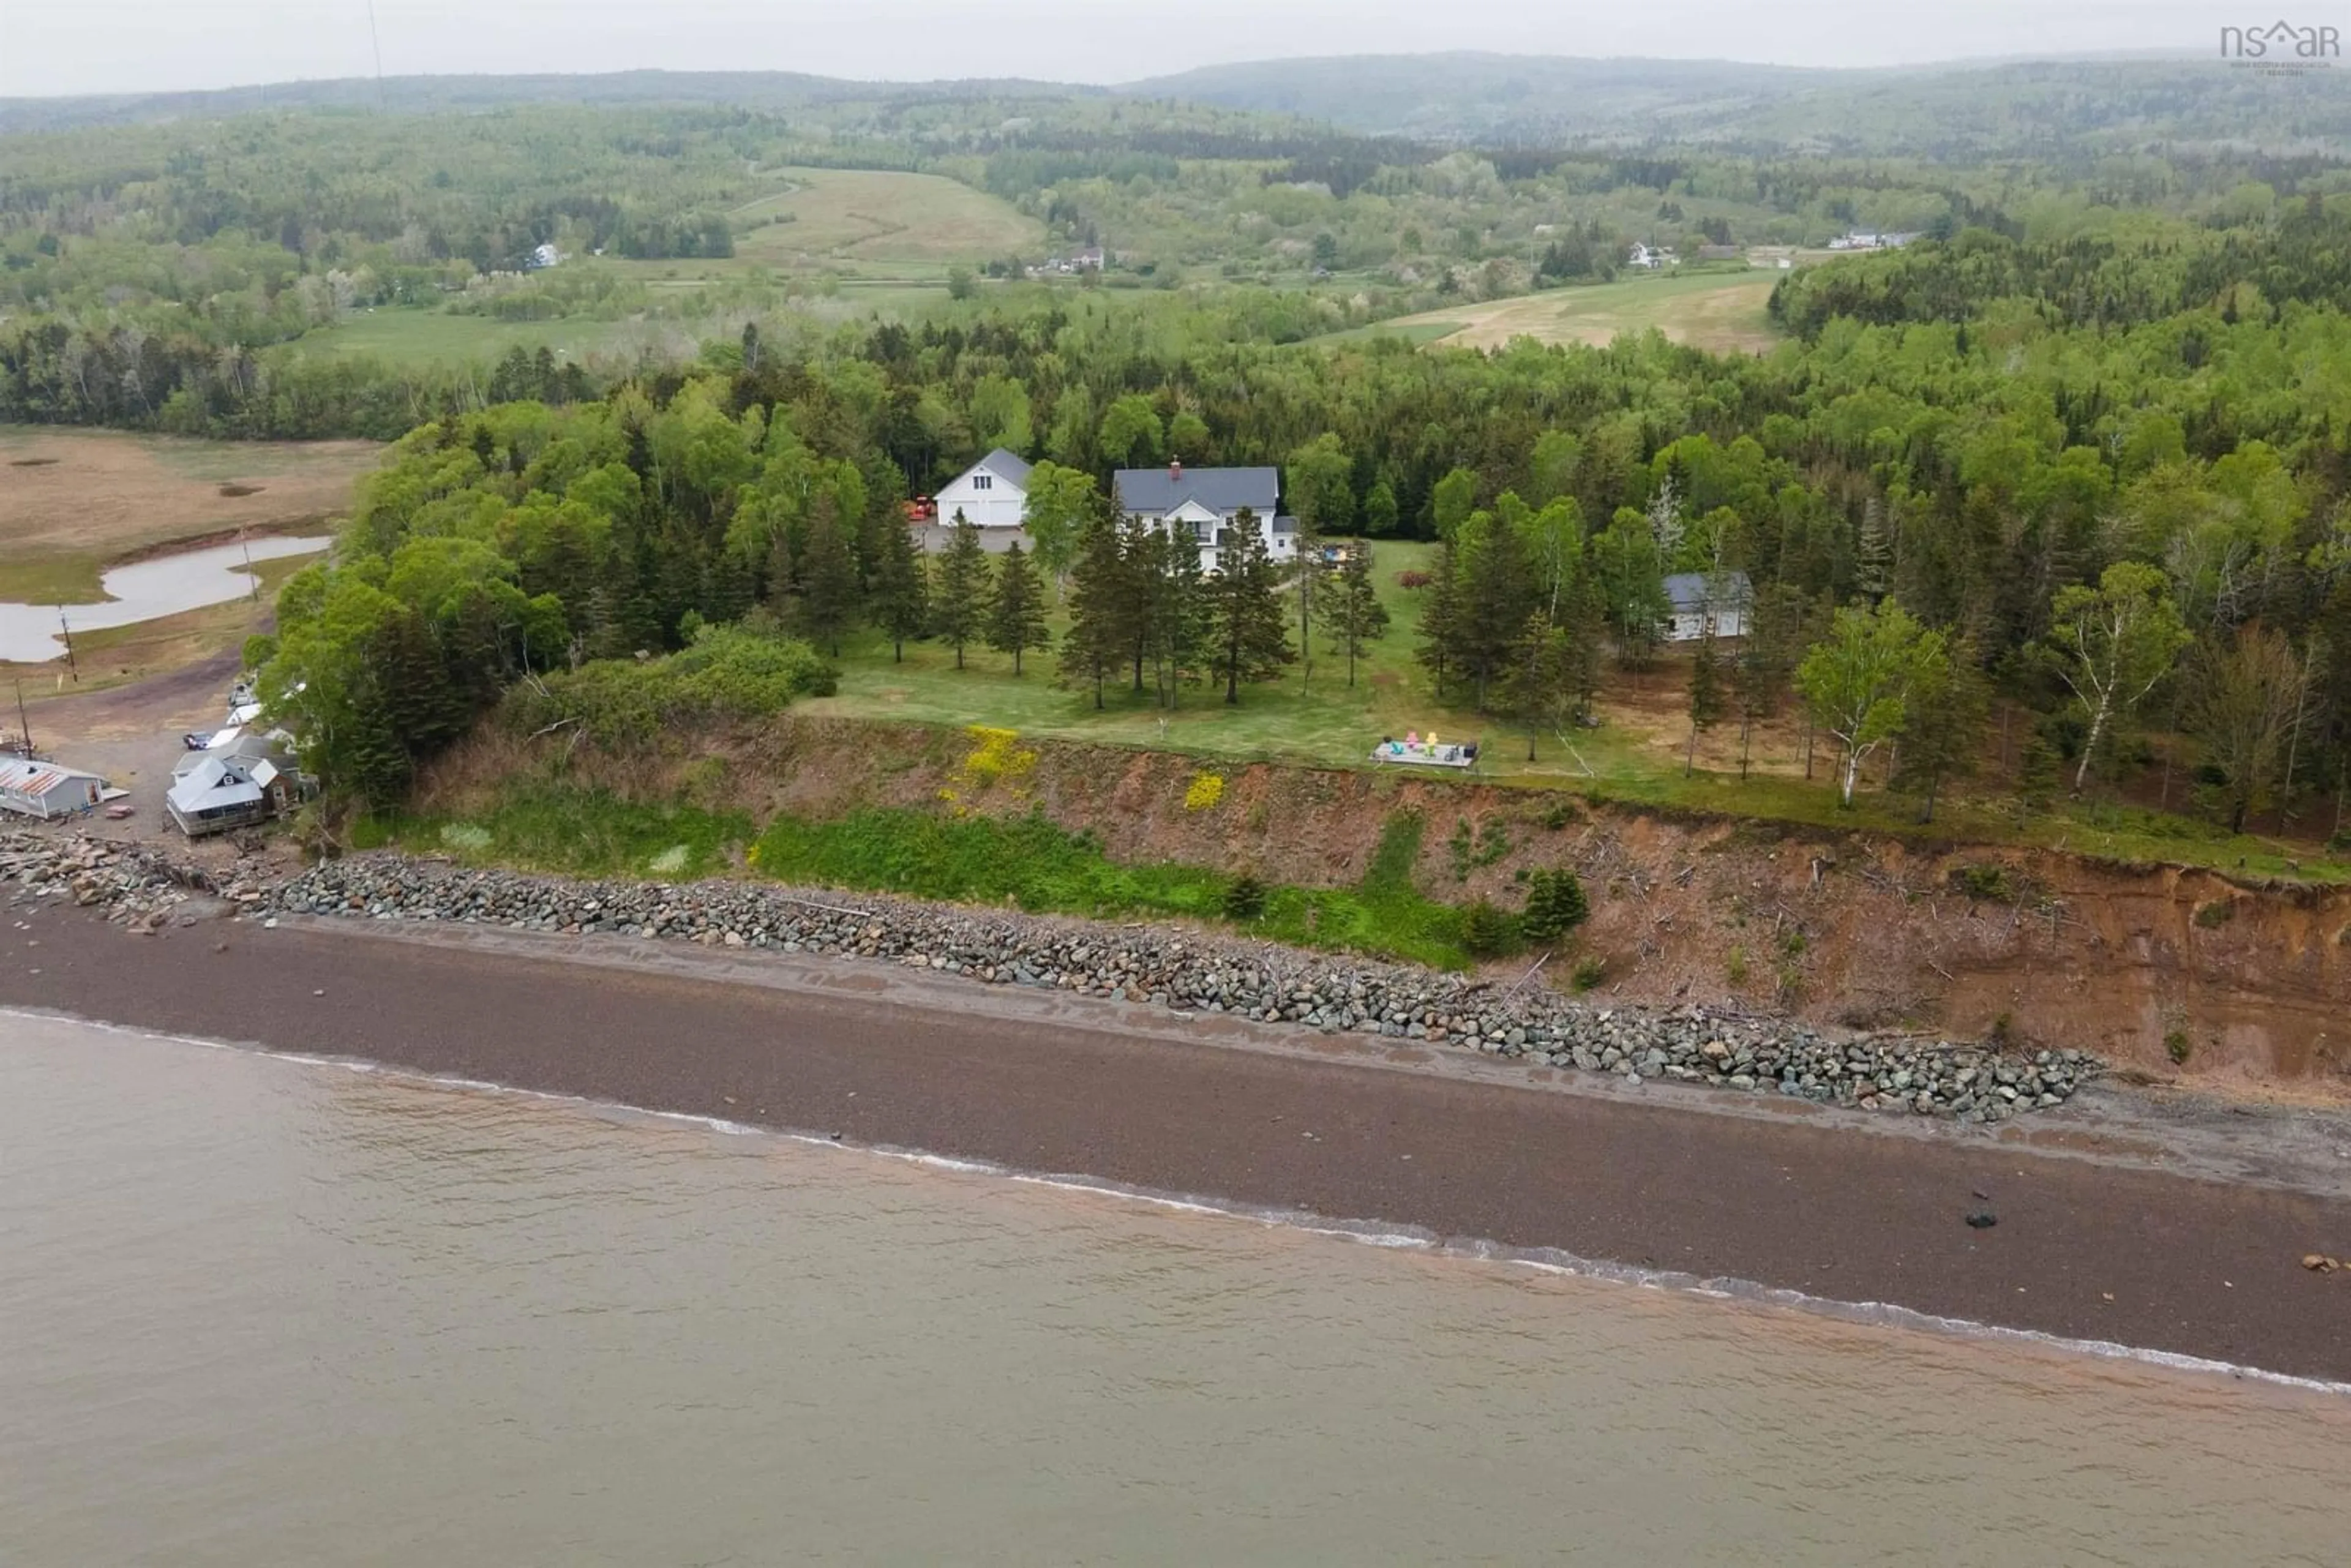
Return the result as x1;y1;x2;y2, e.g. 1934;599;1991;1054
0;759;106;820
1826;231;1918;253
527;242;562;270
932;447;1033;531
1662;572;1753;642
1114;460;1295;573
1073;245;1106;271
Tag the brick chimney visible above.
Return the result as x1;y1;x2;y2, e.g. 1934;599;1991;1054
1169;457;1182;482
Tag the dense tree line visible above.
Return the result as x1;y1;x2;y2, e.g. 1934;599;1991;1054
18;175;2321;838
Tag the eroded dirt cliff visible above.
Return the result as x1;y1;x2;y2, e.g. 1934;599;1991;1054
421;715;2351;1094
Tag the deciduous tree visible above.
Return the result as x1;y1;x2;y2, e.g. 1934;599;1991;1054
2186;621;2308;833
1796;599;1942;808
1019;460;1095;589
2045;561;2191;793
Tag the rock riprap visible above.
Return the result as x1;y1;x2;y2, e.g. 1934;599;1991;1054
0;830;219;932
244;853;2099;1122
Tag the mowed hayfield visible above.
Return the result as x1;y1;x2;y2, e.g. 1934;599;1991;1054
1364;271;1783;355
727;167;1044;272
0;426;378;604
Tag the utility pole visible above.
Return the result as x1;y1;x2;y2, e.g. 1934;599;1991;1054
56;607;77;683
12;677;29;757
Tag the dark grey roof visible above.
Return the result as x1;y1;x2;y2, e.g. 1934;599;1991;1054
970;448;1033;487
1662;571;1753;612
1114;465;1278;516
1272;516;1299;535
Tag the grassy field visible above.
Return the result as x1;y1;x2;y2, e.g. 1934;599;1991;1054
1349;271;1783;355
296;168;1042;366
0;426;375;603
798;538;2350;885
729;167;1043;270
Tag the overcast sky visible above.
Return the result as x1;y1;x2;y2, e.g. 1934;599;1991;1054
0;2;2243;98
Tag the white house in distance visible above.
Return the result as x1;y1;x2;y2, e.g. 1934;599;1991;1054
1113;460;1297;572
1662;571;1753;642
932;447;1033;530
1627;242;1679;270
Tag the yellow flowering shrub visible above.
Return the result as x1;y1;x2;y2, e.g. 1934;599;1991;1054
1184;772;1226;812
961;725;1038;788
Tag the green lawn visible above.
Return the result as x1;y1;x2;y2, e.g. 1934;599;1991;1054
803;541;1457;765
798;539;2351;886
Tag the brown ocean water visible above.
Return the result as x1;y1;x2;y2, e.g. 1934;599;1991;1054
4;1011;2347;1566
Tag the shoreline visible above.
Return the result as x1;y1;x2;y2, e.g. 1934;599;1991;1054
6;904;2351;1382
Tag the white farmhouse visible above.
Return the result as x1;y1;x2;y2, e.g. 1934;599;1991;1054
1114;460;1297;572
932;447;1034;530
1662;571;1753;642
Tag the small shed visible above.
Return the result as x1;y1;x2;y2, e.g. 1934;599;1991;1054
1662;571;1753;642
0;759;107;821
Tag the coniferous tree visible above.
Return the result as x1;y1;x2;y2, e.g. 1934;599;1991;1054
1415;537;1465;700
1856;495;1894;602
1119;516;1160;694
869;515;929;662
1730;582;1805;780
1501;609;1576;761
1558;553;1608;724
1146;524;1209;707
1286;433;1354;688
1316;541;1390;686
1204;513;1292;704
1457;512;1539;710
1895;634;1991;822
798;501;860;657
930;510;990;670
1063;508;1131;708
986;540;1052;674
1686;632;1726;776
1520;869;1590;945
